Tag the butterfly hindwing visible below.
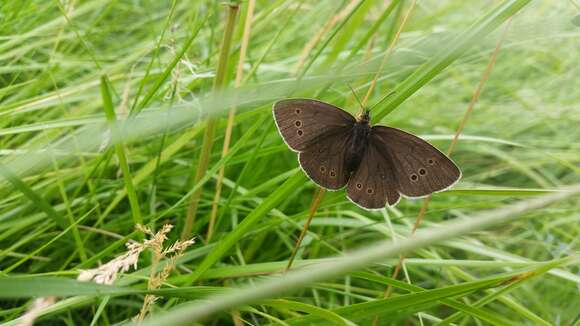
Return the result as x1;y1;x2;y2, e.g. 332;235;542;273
346;140;400;209
273;99;356;152
298;129;353;190
371;126;461;198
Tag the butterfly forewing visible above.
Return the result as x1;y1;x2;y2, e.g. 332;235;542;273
346;141;400;209
371;126;461;198
273;99;356;151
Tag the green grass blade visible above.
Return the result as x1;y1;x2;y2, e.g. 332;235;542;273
1;207;95;274
297;0;366;79
184;172;307;283
130;12;208;116
100;75;143;226
139;185;580;325
263;299;356;326
284;275;515;325
0;163;67;229
373;0;532;121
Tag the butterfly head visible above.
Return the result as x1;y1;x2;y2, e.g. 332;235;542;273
357;110;371;125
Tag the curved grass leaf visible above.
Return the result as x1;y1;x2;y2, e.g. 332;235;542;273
263;299;356;326
373;0;532;121
283;272;517;326
137;185;580;325
184;172;307;283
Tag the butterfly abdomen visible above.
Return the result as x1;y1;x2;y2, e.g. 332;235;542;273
345;121;371;173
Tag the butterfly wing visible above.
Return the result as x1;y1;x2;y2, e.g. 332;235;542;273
298;128;353;189
371;126;461;198
346;140;400;209
273;99;356;152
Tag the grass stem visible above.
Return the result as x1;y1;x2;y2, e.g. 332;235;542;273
181;2;240;240
285;188;325;272
207;0;256;242
362;0;416;110
100;75;143;227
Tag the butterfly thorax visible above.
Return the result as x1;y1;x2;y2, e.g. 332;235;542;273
345;118;371;173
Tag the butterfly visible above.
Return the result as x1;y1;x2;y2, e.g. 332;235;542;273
273;99;461;210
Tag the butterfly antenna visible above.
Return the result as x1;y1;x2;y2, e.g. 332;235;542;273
368;90;396;112
348;84;366;117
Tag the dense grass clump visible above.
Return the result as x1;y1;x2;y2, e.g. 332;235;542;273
0;1;579;325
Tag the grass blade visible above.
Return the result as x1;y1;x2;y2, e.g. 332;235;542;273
139;184;580;325
100;75;143;226
373;0;532;121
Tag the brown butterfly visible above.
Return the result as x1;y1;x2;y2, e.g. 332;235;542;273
273;99;461;210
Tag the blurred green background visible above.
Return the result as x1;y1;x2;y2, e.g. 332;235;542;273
0;0;579;325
